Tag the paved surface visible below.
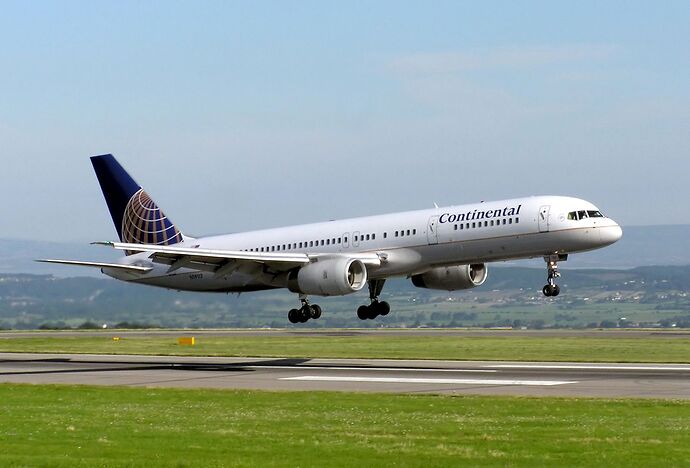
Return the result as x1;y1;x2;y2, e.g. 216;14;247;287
1;353;688;399
2;329;689;339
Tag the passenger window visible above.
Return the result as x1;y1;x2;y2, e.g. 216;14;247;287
515;218;519;224
484;221;488;227
472;222;476;228
406;230;410;236
338;238;341;244
372;234;375;240
332;238;336;244
309;241;313;247
413;229;416;235
355;235;358;241
509;219;512;224
365;234;369;241
454;224;458;231
321;240;325;246
383;232;387;239
502;219;507;225
326;239;330;245
395;231;398;237
460;224;464;230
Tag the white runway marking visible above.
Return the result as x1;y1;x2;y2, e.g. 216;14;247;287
281;376;577;386
246;365;496;373
487;364;690;371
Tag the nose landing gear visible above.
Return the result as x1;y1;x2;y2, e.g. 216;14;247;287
543;254;566;297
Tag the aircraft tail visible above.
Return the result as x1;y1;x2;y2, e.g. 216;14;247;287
90;154;184;247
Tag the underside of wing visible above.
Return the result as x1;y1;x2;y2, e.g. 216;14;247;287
36;259;153;273
95;242;382;276
96;242;311;274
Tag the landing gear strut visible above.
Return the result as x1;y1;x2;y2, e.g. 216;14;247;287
542;254;566;297
288;295;322;324
357;279;390;320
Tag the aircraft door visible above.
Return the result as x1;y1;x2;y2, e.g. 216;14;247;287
427;216;439;245
342;233;349;248
539;205;551;232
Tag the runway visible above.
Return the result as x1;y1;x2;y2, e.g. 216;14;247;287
1;353;689;398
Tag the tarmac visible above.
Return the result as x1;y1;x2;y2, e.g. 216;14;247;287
1;352;689;399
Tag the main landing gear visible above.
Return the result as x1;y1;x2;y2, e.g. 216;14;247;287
357;279;390;320
288;296;322;324
542;254;567;297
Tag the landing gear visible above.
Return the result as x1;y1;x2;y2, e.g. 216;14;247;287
288;296;322;324
356;279;390;320
542;254;566;297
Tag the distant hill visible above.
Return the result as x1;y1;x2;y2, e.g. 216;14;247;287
1;266;689;329
2;225;689;276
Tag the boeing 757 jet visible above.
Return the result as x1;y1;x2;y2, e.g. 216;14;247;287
40;154;622;323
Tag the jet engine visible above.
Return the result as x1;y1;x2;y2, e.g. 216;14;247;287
288;257;368;296
411;264;488;291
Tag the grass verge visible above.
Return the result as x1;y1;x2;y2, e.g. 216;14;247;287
1;333;689;362
1;384;689;467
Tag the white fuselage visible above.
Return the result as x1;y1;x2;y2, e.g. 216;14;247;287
107;195;622;293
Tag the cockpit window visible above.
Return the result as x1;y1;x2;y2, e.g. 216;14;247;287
568;209;605;221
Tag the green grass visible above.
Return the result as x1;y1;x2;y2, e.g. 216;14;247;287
0;384;688;467
1;332;690;362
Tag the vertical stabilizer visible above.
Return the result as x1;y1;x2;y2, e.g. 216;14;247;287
90;154;183;246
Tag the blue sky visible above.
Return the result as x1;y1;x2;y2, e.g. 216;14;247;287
1;1;689;241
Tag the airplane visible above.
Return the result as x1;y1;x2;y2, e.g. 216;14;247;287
39;154;622;323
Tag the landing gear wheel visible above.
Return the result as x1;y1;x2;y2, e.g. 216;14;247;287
288;308;300;324
542;284;561;297
377;301;390;316
310;304;322;319
357;305;369;320
298;306;311;323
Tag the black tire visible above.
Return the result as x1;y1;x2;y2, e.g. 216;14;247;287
552;285;560;296
310;304;322;319
357;305;369;320
377;301;390;316
366;304;379;320
288;308;299;324
542;285;553;297
299;306;311;323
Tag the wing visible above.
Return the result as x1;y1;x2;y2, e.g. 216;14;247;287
36;259;153;273
95;242;381;276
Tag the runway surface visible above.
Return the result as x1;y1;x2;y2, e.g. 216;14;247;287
1;353;688;399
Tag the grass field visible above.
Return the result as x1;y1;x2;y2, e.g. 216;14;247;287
1;332;689;362
0;384;688;467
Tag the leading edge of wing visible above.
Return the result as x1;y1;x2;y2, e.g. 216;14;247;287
96;242;311;265
36;259;153;273
95;242;382;267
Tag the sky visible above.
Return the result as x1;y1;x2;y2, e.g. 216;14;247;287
1;1;689;242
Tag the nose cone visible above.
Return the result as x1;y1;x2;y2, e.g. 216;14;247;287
599;223;623;246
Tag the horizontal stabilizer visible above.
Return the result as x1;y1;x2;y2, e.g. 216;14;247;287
35;259;153;273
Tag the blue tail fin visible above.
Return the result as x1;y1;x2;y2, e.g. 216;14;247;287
91;154;184;246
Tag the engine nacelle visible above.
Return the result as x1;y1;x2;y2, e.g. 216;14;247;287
288;257;368;296
411;264;488;291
